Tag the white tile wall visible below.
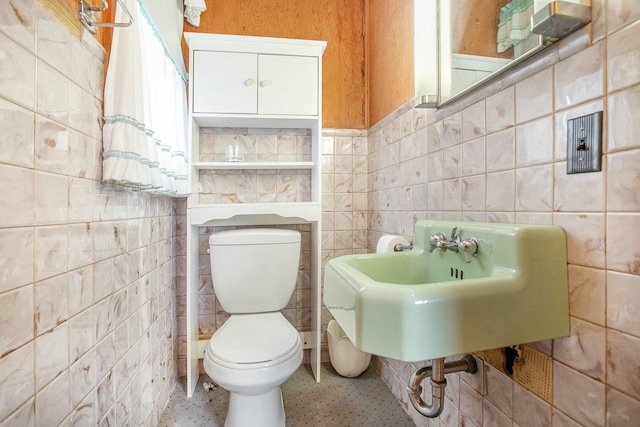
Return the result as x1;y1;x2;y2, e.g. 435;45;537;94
367;4;640;426
0;1;178;426
8;1;637;426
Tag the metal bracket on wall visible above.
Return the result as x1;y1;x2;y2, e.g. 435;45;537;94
532;1;591;39
415;94;439;109
78;0;133;34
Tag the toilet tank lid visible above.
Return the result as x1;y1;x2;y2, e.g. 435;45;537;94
209;228;301;245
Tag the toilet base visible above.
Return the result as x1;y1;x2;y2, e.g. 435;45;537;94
225;387;285;427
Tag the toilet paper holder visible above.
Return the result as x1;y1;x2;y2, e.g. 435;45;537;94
394;243;413;252
377;234;413;253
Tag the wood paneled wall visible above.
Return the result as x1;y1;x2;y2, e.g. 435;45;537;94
366;0;414;127
184;0;367;129
451;0;511;59
62;0;417;129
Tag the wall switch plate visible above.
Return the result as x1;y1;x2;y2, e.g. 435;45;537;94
567;111;603;174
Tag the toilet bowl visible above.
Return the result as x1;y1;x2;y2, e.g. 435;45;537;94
205;229;303;427
204;312;302;426
204;313;303;427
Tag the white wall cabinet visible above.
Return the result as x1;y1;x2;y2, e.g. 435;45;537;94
184;32;326;398
193;51;319;116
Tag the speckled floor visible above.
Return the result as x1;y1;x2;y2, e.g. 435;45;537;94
158;363;415;426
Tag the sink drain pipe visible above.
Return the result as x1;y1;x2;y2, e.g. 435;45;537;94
407;355;478;418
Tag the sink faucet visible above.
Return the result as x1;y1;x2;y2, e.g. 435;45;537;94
429;226;479;263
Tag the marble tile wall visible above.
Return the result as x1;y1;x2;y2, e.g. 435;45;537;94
368;3;640;426
319;129;369;361
198;128;312;204
174;128;368;372
0;1;178;426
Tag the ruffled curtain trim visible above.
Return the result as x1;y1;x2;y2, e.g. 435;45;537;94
102;0;189;197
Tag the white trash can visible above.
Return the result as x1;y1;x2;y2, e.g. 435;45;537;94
327;320;371;377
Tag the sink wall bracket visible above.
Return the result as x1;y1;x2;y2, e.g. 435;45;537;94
408;355;478;418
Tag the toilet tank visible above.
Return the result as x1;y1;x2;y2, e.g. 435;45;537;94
209;229;301;314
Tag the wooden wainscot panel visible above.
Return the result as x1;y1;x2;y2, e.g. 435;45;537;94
367;0;414;127
184;0;367;130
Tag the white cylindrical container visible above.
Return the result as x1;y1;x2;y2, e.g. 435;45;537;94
327;320;371;378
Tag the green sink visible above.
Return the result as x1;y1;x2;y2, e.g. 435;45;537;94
323;220;570;362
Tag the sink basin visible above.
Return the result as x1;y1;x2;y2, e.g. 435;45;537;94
323;220;569;362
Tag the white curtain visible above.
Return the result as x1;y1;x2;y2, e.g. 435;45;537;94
103;0;189;197
497;0;535;53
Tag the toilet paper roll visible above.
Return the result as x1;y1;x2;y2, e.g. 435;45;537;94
376;235;410;253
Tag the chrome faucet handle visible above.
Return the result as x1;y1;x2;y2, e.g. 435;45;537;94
428;232;447;252
450;226;458;241
458;237;479;263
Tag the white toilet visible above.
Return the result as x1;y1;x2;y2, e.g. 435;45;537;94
204;228;303;427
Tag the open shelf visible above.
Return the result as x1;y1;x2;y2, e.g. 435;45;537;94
194;161;315;170
192;113;319;129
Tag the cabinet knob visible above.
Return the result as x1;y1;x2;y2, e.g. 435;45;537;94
245;78;255;86
260;80;271;88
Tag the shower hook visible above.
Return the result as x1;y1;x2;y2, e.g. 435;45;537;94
78;0;133;34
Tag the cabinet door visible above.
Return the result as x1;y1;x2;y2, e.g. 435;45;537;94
193;51;257;114
258;54;318;116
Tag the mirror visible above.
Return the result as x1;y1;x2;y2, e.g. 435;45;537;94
438;0;546;105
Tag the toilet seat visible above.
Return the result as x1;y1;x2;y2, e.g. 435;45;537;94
208;312;301;369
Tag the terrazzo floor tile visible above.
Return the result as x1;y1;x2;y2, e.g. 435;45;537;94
159;363;415;426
